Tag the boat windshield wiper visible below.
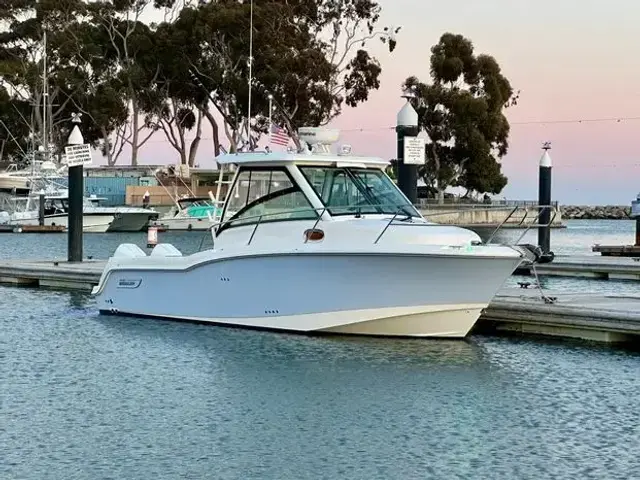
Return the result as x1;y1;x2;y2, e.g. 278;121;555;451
393;205;414;221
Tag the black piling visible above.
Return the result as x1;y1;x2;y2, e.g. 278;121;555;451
537;142;553;259
67;164;83;261
396;98;420;204
38;193;45;226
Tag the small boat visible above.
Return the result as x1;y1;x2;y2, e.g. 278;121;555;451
0;160;61;193
92;128;523;338
6;189;158;233
151;196;221;231
84;195;159;232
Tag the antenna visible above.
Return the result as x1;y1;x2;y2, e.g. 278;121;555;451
246;0;254;148
42;29;48;161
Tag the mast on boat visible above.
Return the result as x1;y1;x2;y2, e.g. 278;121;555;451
245;0;254;151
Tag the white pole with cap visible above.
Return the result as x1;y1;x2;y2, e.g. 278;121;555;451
537;141;554;259
67;113;86;262
396;96;420;205
268;94;273;145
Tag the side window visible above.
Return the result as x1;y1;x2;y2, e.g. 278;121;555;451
299;167;369;215
223;168;317;226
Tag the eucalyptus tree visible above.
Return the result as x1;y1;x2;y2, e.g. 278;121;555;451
402;33;519;201
169;0;399;152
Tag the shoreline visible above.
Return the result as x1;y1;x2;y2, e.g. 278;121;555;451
561;205;631;220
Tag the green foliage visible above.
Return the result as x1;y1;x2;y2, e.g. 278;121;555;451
403;33;519;197
0;0;395;166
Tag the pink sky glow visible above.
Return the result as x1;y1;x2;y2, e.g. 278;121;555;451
102;0;640;205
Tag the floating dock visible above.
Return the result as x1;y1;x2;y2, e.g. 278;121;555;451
0;258;638;344
592;245;640;257
0;259;104;290
517;255;640;281
481;288;640;343
0;225;66;233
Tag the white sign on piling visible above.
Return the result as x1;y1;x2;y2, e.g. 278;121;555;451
64;144;93;167
403;136;425;165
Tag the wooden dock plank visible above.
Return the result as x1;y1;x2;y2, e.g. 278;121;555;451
0;259;104;291
482;289;640;342
518;255;640;280
592;245;640;257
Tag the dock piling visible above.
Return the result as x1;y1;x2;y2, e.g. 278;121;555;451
38;193;45;226
66;113;87;262
632;193;640;246
396;96;420;204
538;142;553;259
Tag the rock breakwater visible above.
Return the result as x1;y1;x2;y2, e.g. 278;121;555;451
562;205;631;220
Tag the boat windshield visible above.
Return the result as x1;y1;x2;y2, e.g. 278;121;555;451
219;167;318;231
299;166;420;218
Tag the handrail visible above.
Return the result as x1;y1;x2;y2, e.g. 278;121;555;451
484;206;521;244
202;202;561;249
512;205;559;245
208;203;421;232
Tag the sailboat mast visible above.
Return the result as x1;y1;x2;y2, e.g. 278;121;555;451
42;29;48;161
246;0;253;149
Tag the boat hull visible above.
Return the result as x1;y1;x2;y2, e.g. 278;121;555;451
0;175;30;191
94;252;521;338
107;212;158;232
151;216;211;231
13;213;114;233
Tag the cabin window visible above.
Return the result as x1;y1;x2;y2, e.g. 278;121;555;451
220;167;318;230
299;166;420;217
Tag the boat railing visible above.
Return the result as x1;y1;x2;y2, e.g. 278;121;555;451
206;203;559;247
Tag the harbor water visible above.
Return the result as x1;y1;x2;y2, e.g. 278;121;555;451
1;220;639;479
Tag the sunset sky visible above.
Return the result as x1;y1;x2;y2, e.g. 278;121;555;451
129;0;640;205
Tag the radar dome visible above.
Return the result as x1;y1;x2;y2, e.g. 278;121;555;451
298;127;340;147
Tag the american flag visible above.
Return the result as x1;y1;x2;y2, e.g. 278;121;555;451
270;124;290;146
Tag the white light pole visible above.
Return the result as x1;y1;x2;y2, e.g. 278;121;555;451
246;0;254;145
268;94;273;145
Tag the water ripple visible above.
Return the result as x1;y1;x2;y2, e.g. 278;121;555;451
1;287;638;480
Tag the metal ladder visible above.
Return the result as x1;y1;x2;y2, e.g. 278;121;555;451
209;162;235;226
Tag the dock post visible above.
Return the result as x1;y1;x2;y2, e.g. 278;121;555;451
396;96;421;205
66;113;88;262
38;193;45;226
632;193;640;246
537;142;553;259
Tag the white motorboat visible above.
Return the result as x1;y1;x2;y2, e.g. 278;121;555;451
0;160;62;193
0;171;30;192
151;196;221;231
8;191;114;233
6;189;158;233
92;128;523;338
84;195;159;232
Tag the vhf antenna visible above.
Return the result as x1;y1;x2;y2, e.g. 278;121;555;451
246;0;254;150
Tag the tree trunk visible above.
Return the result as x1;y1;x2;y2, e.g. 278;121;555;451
202;108;220;156
130;99;140;166
431;142;444;204
188;111;203;167
100;127;115;166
